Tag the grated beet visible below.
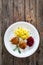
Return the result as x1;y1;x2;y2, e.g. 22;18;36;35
27;37;34;47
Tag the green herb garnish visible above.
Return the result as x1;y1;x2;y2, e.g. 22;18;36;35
13;45;21;53
13;45;18;51
18;47;21;53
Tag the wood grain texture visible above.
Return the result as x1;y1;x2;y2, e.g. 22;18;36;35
0;18;2;65
30;0;37;26
13;0;18;21
30;1;39;65
37;0;43;65
1;0;14;65
37;0;43;33
0;0;2;65
25;0;30;22
0;0;43;65
18;0;24;20
25;0;37;65
14;0;24;22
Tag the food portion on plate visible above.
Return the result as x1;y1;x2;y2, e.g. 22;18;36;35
10;37;19;45
27;36;34;47
15;27;30;40
10;27;34;53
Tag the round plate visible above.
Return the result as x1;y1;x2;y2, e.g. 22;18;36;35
4;21;40;58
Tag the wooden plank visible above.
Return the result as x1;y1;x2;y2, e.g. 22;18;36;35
14;0;24;22
38;34;43;65
18;0;24;21
25;0;35;64
37;0;43;33
2;0;14;65
29;0;43;65
25;0;39;65
14;57;32;65
0;19;2;65
25;0;30;22
25;0;37;27
0;0;2;65
13;0;18;21
29;1;43;65
8;0;14;25
26;0;37;65
29;0;37;27
37;0;43;65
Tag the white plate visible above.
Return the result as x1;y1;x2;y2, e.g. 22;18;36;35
4;21;40;58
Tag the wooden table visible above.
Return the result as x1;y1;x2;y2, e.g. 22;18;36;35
0;0;43;65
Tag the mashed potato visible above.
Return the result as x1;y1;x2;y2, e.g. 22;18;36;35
15;27;30;40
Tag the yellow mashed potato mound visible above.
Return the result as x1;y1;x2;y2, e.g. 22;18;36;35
15;27;30;40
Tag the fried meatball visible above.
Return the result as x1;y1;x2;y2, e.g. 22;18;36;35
10;37;19;45
19;41;27;49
